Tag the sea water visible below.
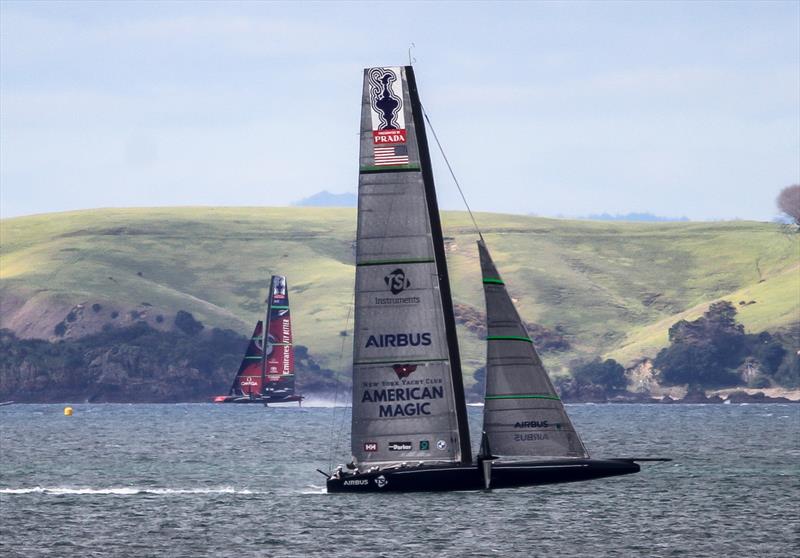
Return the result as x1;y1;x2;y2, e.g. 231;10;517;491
1;403;797;557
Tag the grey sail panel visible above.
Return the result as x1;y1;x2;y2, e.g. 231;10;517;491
478;240;589;459
350;66;466;466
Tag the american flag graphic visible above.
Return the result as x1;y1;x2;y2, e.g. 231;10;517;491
374;144;409;166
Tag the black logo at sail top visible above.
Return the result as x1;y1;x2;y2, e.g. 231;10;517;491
385;268;410;295
368;67;401;130
272;276;286;297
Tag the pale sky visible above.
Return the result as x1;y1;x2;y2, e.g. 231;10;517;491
1;1;798;221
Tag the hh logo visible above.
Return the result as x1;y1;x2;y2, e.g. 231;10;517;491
385;268;410;295
364;442;378;452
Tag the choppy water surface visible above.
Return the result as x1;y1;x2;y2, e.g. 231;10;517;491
1;403;798;557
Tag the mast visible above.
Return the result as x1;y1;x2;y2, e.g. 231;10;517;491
261;276;273;396
405;67;472;464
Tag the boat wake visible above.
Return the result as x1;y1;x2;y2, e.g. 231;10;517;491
298;485;327;495
0;486;262;496
297;397;351;408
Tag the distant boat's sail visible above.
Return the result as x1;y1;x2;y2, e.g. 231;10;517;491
229;321;266;397
262;275;296;397
350;66;472;466
216;275;299;403
478;240;588;459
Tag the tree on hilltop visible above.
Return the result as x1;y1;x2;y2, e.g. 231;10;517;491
777;184;800;227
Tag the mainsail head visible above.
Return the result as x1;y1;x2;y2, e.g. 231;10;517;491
350;66;471;467
478;240;589;459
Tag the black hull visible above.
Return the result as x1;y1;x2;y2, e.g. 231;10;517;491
326;458;640;493
213;395;304;405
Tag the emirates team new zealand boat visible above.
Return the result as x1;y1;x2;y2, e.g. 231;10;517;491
325;65;668;493
214;275;303;405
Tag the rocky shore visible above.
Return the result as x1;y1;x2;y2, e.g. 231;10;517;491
563;389;799;404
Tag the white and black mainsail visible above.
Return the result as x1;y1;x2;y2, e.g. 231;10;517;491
478;240;588;458
350;66;472;467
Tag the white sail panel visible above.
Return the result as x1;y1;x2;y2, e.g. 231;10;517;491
352;360;462;464
479;240;589;459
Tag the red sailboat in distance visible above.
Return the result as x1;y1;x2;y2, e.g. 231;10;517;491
213;275;303;405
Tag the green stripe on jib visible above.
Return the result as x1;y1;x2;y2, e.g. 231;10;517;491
485;394;561;401
271;305;289;309
486;336;532;343
482;278;504;285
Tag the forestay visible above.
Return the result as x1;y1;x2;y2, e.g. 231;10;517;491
478;240;589;459
350;66;470;467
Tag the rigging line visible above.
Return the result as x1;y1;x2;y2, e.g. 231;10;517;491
421;105;484;242
331;328;353;469
327;302;352;473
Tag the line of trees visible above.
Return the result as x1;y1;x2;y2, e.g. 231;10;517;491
0;311;340;402
655;301;797;388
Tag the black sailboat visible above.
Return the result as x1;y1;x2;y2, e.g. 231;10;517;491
214;275;303;405
326;66;667;492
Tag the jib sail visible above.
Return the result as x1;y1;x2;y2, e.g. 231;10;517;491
229;321;266;397
350;66;471;467
478;240;588;459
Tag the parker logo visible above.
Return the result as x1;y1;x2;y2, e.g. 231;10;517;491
363;442;378;452
388;441;412;451
384;268;410;295
392;364;417;379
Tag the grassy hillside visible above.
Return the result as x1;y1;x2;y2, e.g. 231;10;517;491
1;208;797;382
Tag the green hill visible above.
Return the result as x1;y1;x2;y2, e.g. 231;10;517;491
1;207;797;387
